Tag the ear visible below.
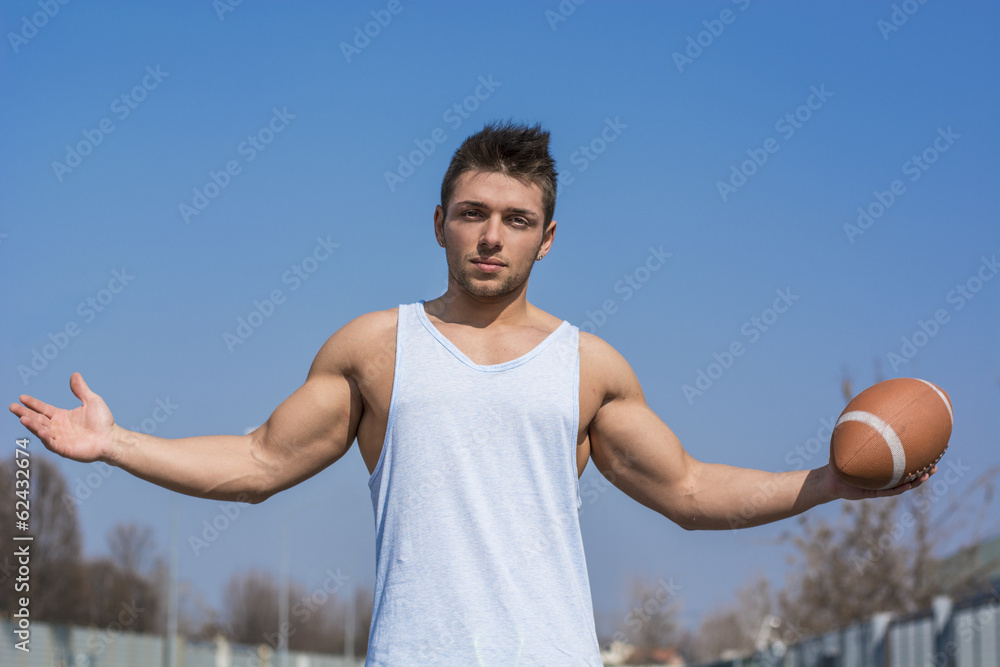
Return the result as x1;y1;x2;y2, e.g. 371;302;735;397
434;205;445;246
539;218;557;257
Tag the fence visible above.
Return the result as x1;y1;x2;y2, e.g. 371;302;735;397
693;590;1000;667
5;591;998;666
0;623;364;667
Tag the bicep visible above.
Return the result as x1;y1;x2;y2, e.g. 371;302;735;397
585;339;698;522
253;332;364;495
590;396;696;518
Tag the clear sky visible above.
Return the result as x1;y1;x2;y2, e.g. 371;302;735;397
2;0;998;636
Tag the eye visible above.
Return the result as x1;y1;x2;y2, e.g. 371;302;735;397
462;209;483;219
510;217;530;227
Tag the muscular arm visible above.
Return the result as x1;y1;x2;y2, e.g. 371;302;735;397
583;334;927;530
10;313;379;504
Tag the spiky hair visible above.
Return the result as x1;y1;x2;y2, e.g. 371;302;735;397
440;121;558;228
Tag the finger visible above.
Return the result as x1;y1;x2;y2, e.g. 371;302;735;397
9;403;42;427
17;394;57;419
70;372;96;404
878;481;913;497
13;410;47;439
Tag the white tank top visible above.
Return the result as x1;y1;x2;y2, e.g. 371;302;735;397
366;302;601;665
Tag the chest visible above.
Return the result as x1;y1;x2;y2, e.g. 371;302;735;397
353;319;599;476
432;323;555;366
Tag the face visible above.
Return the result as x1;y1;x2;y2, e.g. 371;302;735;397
434;170;556;299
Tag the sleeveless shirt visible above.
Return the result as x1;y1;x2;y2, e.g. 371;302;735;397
365;302;602;665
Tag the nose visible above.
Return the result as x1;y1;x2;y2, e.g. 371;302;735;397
478;214;503;250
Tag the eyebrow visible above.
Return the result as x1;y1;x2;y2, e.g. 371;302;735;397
453;200;540;219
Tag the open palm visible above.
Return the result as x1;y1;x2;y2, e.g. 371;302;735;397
9;372;115;463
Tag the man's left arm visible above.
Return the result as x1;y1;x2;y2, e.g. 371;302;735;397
583;334;930;531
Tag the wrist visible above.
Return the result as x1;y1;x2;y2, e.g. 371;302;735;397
815;463;847;502
104;423;132;467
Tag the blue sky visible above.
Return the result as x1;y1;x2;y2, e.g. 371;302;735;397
2;0;998;635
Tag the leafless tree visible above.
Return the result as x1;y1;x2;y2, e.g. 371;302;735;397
690;576;774;662
691;608;745;663
777;497;912;634
220;569;371;654
693;366;999;651
610;574;681;656
0;454;88;623
776;462;998;636
82;522;164;632
223;570;281;646
107;521;158;576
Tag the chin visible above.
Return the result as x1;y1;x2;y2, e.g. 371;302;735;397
448;261;533;299
457;275;524;299
466;283;518;298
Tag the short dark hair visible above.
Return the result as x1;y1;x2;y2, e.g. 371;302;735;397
440;121;558;229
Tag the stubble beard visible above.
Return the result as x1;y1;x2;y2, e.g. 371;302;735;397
448;251;537;299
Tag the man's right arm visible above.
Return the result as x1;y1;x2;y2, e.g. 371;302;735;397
10;314;375;504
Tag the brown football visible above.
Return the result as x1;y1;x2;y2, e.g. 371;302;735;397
830;378;952;490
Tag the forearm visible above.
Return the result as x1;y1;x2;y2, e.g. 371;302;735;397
675;463;837;531
106;424;271;503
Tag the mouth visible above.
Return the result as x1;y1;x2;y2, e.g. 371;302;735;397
470;257;505;273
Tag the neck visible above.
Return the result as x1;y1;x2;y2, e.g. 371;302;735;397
425;278;531;328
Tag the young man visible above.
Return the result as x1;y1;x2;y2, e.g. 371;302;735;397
11;122;929;665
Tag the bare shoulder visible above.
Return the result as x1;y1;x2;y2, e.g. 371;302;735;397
524;302;565;333
579;330;643;403
310;307;398;376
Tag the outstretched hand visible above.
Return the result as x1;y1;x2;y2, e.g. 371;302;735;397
9;372;116;463
823;462;936;501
